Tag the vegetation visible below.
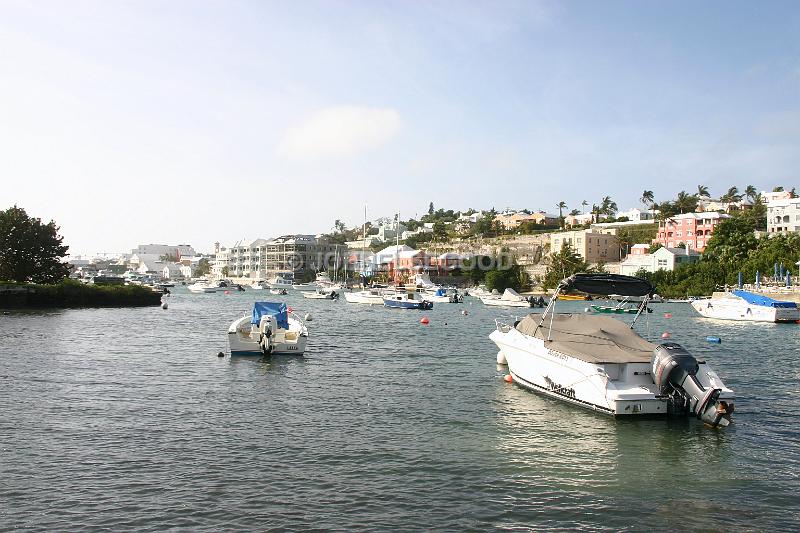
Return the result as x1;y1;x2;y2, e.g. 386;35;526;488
0;206;69;283
195;257;211;277
0;279;163;308
542;243;605;289
462;254;531;292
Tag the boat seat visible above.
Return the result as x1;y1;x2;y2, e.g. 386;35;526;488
284;331;299;341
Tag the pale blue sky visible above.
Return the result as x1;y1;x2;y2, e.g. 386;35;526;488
1;0;798;254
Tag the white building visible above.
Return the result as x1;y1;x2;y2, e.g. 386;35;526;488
161;263;184;279
130;244;196;258
767;198;800;234
619;246;701;276
615;208;659;222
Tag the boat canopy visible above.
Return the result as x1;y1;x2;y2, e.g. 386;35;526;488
559;273;654;297
732;290;798;309
251;301;289;329
502;288;524;301
516;313;656;364
435;288;447;296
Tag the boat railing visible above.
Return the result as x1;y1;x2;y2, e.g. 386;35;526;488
494;316;518;333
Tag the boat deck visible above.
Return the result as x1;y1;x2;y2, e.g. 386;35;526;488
515;313;655;364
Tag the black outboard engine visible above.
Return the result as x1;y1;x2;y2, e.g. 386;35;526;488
651;343;733;428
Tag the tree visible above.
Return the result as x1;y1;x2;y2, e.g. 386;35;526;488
720;186;742;203
568;208;580;216
432;220;448;241
674;190;698;213
428;202;434;215
697;185;709;198
703;217;758;267
772;186;784;192
542;242;591;288
195;258;211;277
557;201;567;228
640;190;654;209
600;196;617;216
744;185;758;202
222;266;230;277
334;219;346;233
0;206;69;283
581;200;588;214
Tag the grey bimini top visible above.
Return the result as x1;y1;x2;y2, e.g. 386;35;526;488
515;313;655;364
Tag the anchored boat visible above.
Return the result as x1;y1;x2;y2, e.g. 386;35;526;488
383;292;433;310
692;290;799;323
228;302;308;355
490;273;734;428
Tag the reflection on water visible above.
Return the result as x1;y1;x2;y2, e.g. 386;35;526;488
0;291;798;531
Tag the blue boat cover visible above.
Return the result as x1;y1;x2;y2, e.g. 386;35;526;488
436;288;446;296
732;290;798;309
251;302;289;329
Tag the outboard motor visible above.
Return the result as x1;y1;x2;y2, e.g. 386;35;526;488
652;343;733;428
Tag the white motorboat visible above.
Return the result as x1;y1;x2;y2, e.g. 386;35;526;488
302;288;340;300
691;290;799;323
249;281;266;290
187;279;217;293
481;288;532;308
228;302;308;355
490;273;735;428
270;288;288;295
424;288;463;303
266;273;294;290
292;282;319;292
344;288;385;305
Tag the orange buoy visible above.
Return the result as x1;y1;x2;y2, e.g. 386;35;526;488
664;313;672;318
661;332;671;339
503;374;513;383
420;317;430;325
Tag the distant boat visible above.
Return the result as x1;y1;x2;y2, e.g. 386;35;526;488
481;288;532;308
266;273;294;290
383;292;433;310
344;288;385;305
556;293;590;301
302;288;340;300
228;302;308;355
588;296;649;314
692;290;799;323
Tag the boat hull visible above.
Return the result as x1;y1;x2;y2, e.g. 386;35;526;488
692;299;800;323
344;291;384;305
481;298;531;308
383;297;433;310
228;333;308;355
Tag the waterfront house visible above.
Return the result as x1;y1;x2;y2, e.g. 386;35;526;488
654;212;730;252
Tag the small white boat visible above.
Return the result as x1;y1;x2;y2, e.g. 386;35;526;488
481;288;532;308
187;280;217;293
228;302;308;355
302;288;340;300
424;288;463;303
266;273;294;290
344;288;385;305
491;273;734;428
692;290;799;323
270;288;288;295
249;282;266;290
292;282;319;292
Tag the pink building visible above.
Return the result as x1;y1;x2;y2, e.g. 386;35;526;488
655;212;730;252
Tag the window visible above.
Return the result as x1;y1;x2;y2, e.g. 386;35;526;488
657;259;668;267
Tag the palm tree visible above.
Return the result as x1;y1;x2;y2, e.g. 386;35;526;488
697;185;709;198
720;186;742;203
640;190;654;208
745;185;758;202
600;196;617;216
675;190;697;213
557;201;567;228
581;200;588;214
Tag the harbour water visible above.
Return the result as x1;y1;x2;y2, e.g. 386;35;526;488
1;291;799;531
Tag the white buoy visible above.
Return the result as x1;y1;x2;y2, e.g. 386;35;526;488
304;313;313;321
161;301;168;310
461;309;468;316
497;351;507;365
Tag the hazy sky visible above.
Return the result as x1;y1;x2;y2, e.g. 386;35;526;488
2;1;799;255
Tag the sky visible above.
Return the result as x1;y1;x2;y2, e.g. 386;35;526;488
1;0;799;255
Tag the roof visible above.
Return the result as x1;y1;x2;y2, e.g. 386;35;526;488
657;247;701;257
515;313;655;364
666;212;731;220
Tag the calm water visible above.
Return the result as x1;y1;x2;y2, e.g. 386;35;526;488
1;290;799;532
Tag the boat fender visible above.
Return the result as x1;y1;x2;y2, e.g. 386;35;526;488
706;336;722;344
217;351;224;358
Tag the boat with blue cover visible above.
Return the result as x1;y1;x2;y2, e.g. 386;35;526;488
692;290;799;323
227;302;309;355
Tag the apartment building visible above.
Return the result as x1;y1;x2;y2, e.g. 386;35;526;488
654;212;730;252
